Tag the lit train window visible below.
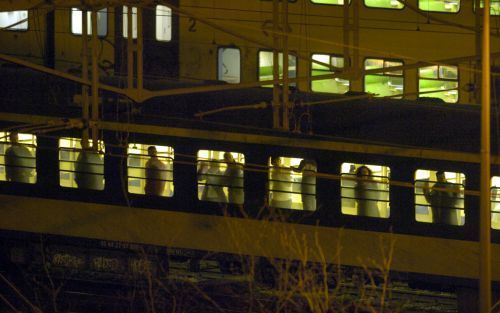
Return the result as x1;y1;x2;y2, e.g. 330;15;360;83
0;11;28;30
311;54;349;94
476;0;500;15
197;150;244;204
268;157;317;211
0;132;36;184
218;47;241;84
123;6;137;39
258;51;297;87
156;5;172;41
59;138;104;190
415;170;465;225
490;177;500;230
419;0;460;12
127;144;174;197
341;163;390;218
364;58;403;98
71;8;107;36
365;0;404;9
311;0;351;4
418;65;458;103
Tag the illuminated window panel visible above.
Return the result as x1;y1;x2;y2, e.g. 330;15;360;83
197;150;245;204
156;5;172;41
258;51;297;87
311;0;351;4
311;54;349;94
218;47;241;84
71;8;107;36
365;0;404;8
0;132;36;184
415;170;465;225
475;0;500;15
491;177;500;230
341;163;390;218
418;0;460;12
127;144;174;197
123;6;137;39
364;58;404;98
0;11;28;30
269;157;317;211
59;138;105;190
418;65;458;103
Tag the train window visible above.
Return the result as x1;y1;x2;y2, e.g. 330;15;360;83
123;6;137;39
155;5;172;41
475;0;500;15
268;157;317;211
364;58;403;98
258;51;297;87
0;132;37;184
0;11;28;30
127;144;174;197
364;0;404;9
71;8;108;36
419;0;460;12
311;54;349;94
415;170;465;225
218;47;241;84
311;0;351;4
59;138;105;190
490;177;500;229
197;150;244;204
418;65;458;103
340;163;390;218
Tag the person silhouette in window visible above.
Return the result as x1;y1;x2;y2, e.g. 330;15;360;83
145;146;167;196
292;159;317;211
269;156;292;209
423;171;460;225
74;140;104;190
5;132;35;183
223;152;243;204
198;158;226;203
354;166;380;217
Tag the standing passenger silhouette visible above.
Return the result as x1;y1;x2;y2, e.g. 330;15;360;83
145;146;167;196
5;132;35;183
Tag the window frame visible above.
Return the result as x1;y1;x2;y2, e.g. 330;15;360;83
363;57;404;98
70;7;108;37
0;132;37;184
310;52;350;94
257;49;298;87
363;0;405;9
0;10;28;31
155;5;172;42
418;0;461;13
418;64;459;103
217;46;242;84
310;0;351;5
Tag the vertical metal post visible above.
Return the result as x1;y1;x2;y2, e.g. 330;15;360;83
281;0;289;131
127;6;134;90
137;7;143;99
342;0;350;75
272;0;280;129
81;8;89;147
91;9;99;148
480;1;491;312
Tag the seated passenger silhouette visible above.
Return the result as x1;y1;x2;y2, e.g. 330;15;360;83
354;166;380;217
145;146;167;196
5;132;35;183
198;159;226;203
423;171;460;225
269;156;292;209
74;141;104;190
223;152;243;204
292;159;317;211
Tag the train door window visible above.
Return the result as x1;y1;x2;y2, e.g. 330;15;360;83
197;150;245;204
127;144;174;197
0;132;37;184
218;47;241;84
268;157;317;211
155;5;172;41
71;8;108;36
0;11;28;30
258;51;297;87
419;0;460;12
475;0;500;15
364;0;404;9
490;177;500;229
340;163;390;218
418;65;458;103
364;58;403;98
414;170;465;225
311;54;349;94
59;138;105;190
123;6;137;39
311;0;351;4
